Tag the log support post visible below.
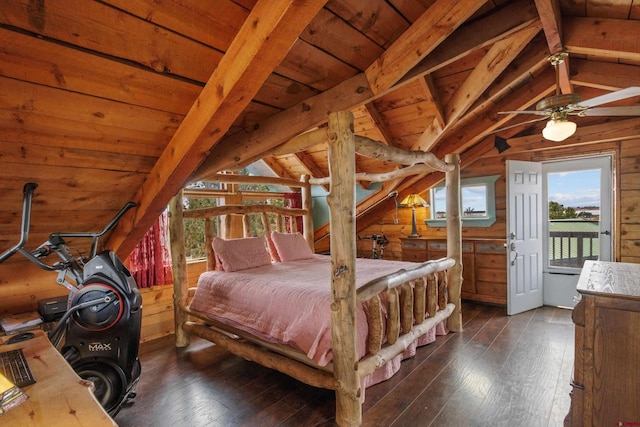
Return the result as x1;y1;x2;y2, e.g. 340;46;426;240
169;190;190;347
327;111;361;427
445;153;463;332
205;217;215;271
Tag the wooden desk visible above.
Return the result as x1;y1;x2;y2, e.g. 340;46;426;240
1;330;116;426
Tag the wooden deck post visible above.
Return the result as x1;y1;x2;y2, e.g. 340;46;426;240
445;153;463;332
327;111;361;427
169;190;190;347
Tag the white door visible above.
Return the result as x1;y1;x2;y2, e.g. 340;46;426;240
506;160;543;315
542;156;613;307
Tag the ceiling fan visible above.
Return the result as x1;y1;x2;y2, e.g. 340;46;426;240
497;52;640;141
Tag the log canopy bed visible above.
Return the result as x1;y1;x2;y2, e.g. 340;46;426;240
169;111;463;426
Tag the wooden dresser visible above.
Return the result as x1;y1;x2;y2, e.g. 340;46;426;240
400;237;507;305
566;261;640;426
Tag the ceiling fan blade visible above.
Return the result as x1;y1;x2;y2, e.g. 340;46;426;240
578;86;640;108
491;116;549;134
497;110;549;116
580;106;640;116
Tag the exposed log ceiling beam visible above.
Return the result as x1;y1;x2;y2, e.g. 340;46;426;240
194;0;545;182
571;58;640;91
107;0;328;257
563;17;640;62
191;0;485;180
411;20;543;152
400;0;540;83
534;0;572;93
364;0;487;95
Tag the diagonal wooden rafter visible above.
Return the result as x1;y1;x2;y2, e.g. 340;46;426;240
411;20;543;152
364;0;487;95
261;157;295;181
433;64;556;159
400;0;540;83
362;103;394;145
294;151;330;192
419;74;446;130
534;0;572;94
107;0;328;257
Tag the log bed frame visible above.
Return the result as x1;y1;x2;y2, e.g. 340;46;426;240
169;111;463;426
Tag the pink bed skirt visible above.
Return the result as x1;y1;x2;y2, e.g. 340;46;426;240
360;320;448;399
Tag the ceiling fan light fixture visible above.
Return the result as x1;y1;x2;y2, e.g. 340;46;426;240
542;118;577;142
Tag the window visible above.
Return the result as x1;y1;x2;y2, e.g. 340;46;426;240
426;175;499;227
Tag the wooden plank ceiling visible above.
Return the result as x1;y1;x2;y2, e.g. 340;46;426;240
1;0;640;259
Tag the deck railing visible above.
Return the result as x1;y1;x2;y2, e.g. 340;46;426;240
548;224;599;268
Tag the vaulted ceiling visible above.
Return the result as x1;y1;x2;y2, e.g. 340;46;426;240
1;0;640;260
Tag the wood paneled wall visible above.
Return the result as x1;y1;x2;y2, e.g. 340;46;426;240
620;139;640;263
0;257;207;343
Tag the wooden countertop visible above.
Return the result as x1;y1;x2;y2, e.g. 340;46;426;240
0;329;117;426
577;260;640;300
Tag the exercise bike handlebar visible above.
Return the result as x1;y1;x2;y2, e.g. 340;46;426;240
48;200;137;259
0;183;39;264
0;182;137;269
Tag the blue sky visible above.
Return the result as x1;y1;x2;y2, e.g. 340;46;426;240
432;169;601;214
547;169;600;208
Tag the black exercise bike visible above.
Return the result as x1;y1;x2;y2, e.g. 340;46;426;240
0;183;142;417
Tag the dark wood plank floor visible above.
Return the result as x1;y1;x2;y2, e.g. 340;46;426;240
116;302;574;426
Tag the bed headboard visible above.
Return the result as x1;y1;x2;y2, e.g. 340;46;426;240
171;174;313;271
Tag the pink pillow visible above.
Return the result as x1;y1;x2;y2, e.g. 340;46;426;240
270;232;314;262
212;237;272;272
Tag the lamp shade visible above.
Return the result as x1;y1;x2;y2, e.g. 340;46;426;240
542;119;577;142
400;193;428;207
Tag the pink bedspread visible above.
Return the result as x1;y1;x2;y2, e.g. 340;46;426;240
190;254;446;369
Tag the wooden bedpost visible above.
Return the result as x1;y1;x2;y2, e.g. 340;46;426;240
301;174;315;252
205;217;215;271
445;153;463;332
327;111;361;427
169;190;190;347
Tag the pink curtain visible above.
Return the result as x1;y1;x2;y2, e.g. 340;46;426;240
284;191;303;233
128;211;173;288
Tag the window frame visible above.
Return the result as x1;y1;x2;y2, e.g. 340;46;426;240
425;175;500;228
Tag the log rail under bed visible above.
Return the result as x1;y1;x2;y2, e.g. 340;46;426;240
169;111;463;426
